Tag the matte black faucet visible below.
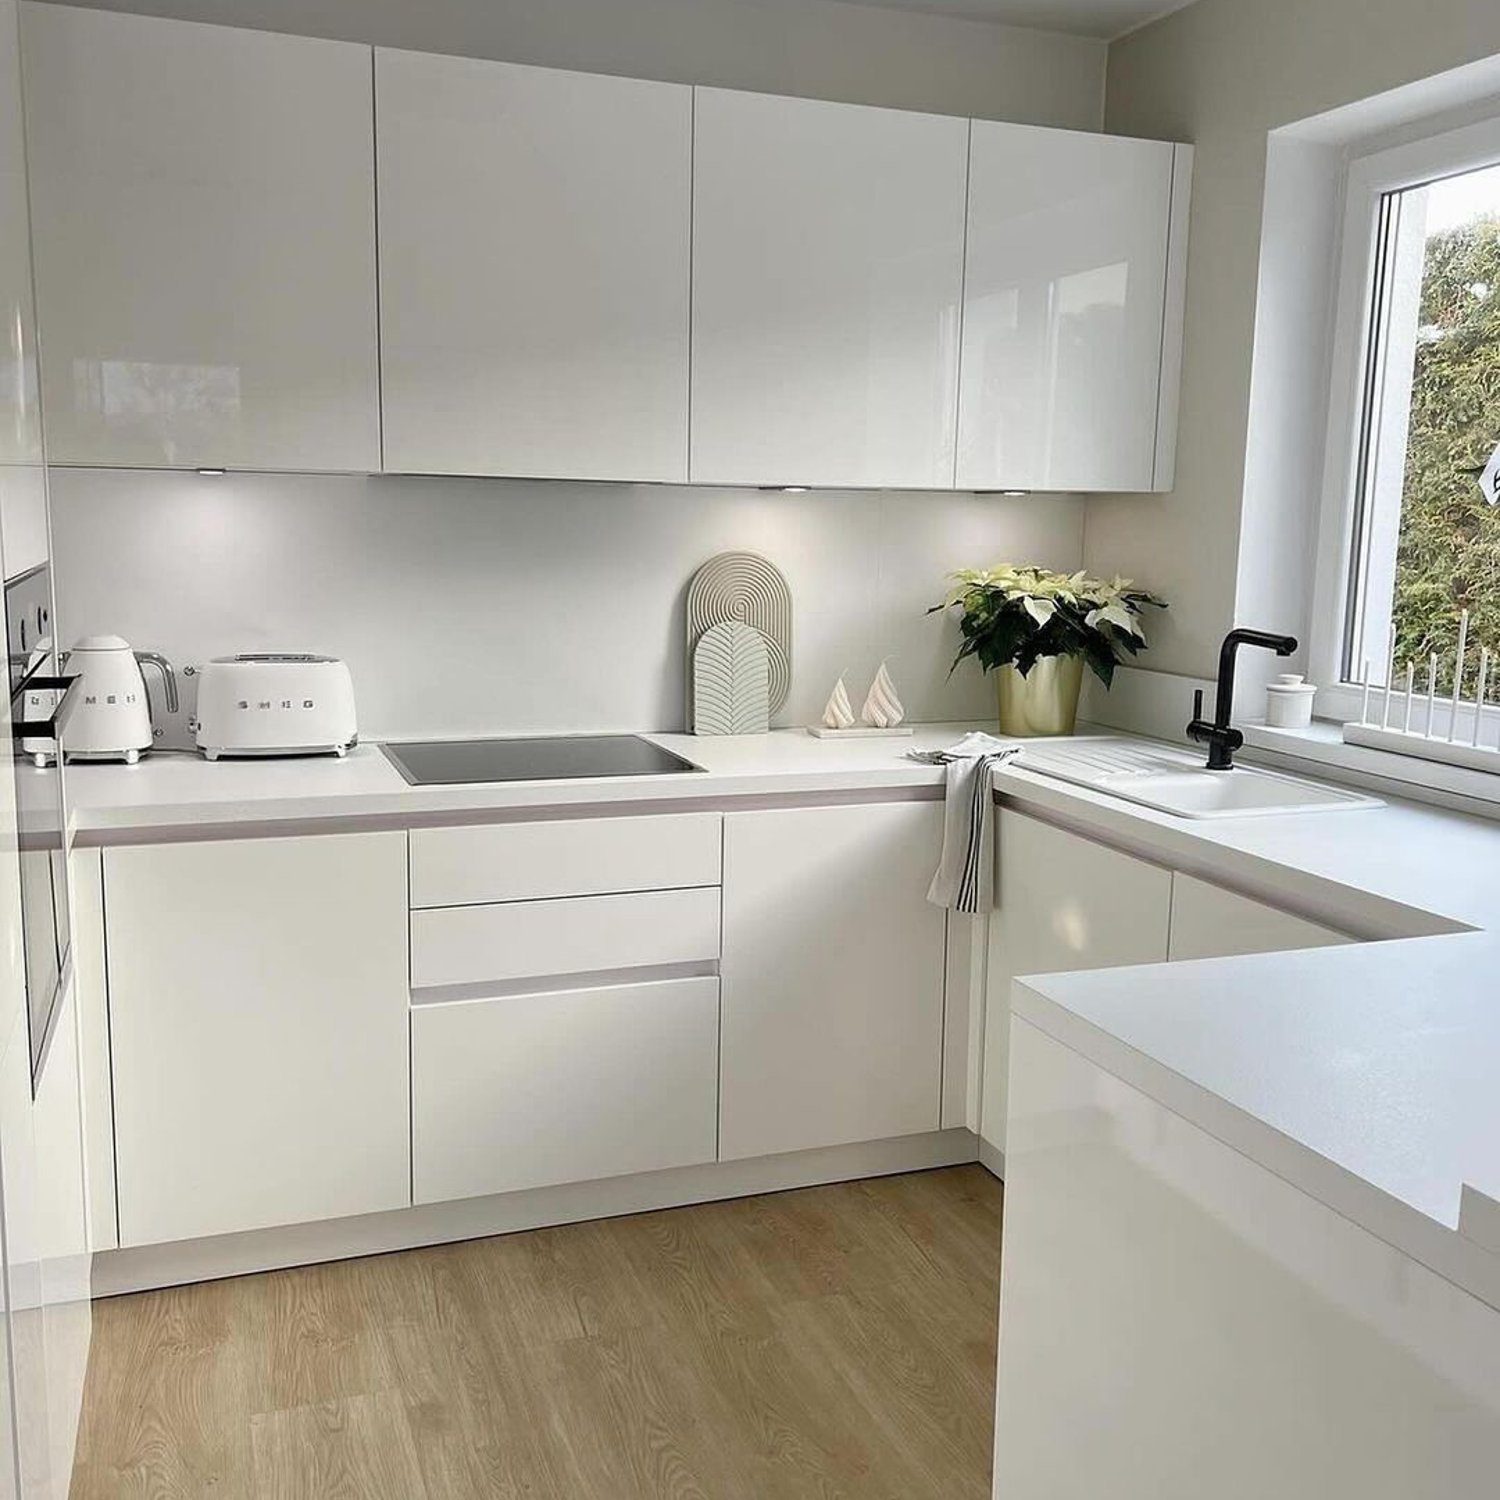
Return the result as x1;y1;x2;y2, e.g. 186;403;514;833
1186;628;1299;770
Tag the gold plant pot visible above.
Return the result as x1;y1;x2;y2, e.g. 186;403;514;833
996;656;1084;737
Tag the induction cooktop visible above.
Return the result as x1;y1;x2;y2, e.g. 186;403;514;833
380;734;704;786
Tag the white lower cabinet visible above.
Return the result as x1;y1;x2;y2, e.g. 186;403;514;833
411;976;719;1204
982;810;1173;1155
1167;873;1352;960
983;813;1360;1162
995;1019;1500;1500
104;833;410;1247
33;984;89;1497
0;1021;46;1500
408;813;720;908
719;803;947;1161
410;885;720;990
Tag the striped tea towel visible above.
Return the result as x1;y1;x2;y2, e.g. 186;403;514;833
909;733;1024;913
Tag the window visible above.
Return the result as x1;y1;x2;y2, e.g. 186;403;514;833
1317;118;1500;731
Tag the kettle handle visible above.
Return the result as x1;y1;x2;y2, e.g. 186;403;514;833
134;652;179;715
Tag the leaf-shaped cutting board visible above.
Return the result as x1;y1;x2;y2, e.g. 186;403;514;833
692;621;771;735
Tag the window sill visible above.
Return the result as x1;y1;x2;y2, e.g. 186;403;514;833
1242;719;1500;817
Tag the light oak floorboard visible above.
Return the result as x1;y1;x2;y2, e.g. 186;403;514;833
71;1165;1003;1499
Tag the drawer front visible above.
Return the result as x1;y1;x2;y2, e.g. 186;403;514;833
410;886;721;989
409;813;721;908
412;976;719;1203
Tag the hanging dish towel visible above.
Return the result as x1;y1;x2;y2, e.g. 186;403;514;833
908;733;1024;914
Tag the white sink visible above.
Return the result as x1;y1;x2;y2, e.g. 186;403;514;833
1015;738;1381;819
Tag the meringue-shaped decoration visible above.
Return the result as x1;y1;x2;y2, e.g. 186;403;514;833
822;675;856;730
861;661;905;729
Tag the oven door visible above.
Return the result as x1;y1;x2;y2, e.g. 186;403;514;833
6;563;72;1087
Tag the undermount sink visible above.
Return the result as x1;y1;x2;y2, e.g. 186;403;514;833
1015;738;1381;819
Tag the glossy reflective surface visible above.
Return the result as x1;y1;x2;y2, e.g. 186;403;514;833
691;88;968;488
378;50;692;482
995;1020;1500;1498
382;735;703;786
1;6;94;1493
22;6;379;471
958;122;1183;493
5;567;68;1082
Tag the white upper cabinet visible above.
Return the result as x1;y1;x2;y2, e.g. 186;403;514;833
957;122;1191;493
690;88;969;489
21;6;380;471
0;0;40;474
377;50;692;481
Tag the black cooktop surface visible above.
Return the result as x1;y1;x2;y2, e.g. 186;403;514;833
381;734;704;786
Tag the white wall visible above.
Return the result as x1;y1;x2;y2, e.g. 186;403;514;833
1085;0;1500;679
32;0;1106;128
48;471;1084;742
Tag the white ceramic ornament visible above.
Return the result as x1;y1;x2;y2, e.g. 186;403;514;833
861;661;905;729
822;676;856;730
692;621;771;735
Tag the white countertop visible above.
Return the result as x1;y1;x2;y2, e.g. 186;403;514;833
986;760;1500;1313
62;723;1500;1310
63;724;975;841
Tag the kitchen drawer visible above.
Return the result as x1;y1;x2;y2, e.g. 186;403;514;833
412;976;719;1203
408;813;721;908
410;886;721;989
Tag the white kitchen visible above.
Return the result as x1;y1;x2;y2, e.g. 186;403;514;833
1;0;1499;1495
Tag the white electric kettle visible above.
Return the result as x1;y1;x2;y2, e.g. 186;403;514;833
60;636;178;764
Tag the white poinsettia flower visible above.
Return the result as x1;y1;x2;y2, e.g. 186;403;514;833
1022;595;1057;626
1086;603;1145;639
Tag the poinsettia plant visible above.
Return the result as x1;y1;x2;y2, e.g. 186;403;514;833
931;565;1166;687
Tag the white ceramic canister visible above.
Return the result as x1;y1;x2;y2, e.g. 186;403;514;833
1265;673;1317;729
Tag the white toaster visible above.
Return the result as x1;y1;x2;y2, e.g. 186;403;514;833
194;654;358;760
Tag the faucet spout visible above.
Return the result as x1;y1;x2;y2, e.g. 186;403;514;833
1187;628;1299;770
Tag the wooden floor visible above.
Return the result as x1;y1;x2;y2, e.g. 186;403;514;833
70;1165;1003;1499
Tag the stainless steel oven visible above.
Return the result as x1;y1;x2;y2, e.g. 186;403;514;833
6;563;72;1086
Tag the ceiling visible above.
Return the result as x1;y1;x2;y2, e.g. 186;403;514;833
789;0;1197;41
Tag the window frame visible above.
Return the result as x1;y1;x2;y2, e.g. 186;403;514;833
1310;112;1500;731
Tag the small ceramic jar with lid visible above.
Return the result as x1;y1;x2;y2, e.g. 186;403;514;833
1265;673;1317;729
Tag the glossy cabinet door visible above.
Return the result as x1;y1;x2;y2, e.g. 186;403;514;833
21;6;379;471
719;803;947;1160
958;123;1191;493
0;6;51;1493
1167;873;1353;961
0;1022;45;1500
412;976;719;1204
0;0;40;476
995;1019;1500;1499
377;50;691;481
691;88;968;489
982;809;1172;1156
0;0;45;587
104;833;409;1247
33;982;89;1496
